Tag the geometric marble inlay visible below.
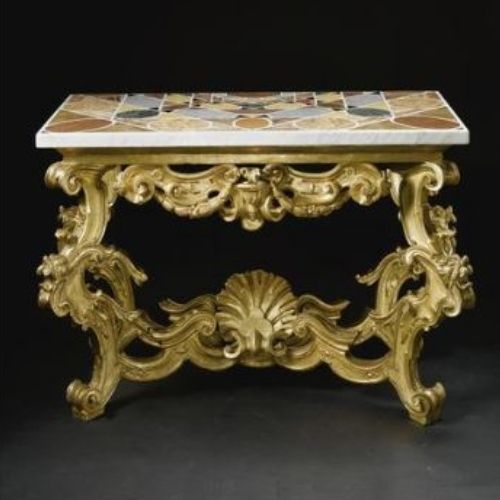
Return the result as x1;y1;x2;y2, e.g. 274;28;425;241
37;91;468;147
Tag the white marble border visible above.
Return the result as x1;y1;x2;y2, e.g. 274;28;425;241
36;127;469;148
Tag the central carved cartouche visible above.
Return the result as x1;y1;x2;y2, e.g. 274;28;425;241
215;270;298;364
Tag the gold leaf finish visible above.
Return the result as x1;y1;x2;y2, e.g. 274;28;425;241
216;270;298;365
116;162;386;230
38;154;474;424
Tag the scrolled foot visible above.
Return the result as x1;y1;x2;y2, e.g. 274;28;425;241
404;382;446;425
66;379;106;421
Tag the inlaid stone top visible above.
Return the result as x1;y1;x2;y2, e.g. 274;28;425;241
36;91;468;148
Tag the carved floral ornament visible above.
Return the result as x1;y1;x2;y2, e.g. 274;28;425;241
38;160;474;424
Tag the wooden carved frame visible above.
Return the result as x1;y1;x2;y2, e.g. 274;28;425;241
38;147;474;424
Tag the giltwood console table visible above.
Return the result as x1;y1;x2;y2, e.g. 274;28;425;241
36;91;475;424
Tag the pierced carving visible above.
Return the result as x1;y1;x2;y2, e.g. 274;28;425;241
116;162;387;230
38;159;474;425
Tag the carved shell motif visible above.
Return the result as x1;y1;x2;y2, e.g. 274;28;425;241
215;270;298;365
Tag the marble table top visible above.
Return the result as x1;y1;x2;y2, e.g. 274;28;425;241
36;91;468;148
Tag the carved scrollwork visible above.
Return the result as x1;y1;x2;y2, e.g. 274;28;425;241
37;243;147;420
38;159;474;425
116;163;239;217
264;162;387;216
45;161;120;252
116;162;388;230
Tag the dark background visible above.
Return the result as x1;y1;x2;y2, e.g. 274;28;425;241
2;1;499;499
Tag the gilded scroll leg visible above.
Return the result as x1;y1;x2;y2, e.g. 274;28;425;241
388;330;445;425
38;162;144;420
38;246;143;420
40;244;147;420
66;331;122;421
381;161;473;425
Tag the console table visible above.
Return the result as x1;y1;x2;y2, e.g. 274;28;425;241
36;91;475;424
